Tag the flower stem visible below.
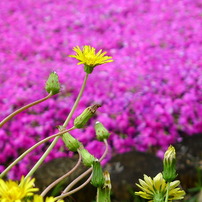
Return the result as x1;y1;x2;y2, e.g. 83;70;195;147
165;182;170;202
0;93;53;128
62;166;92;194
63;73;89;127
24;73;89;178
55;173;93;200
100;139;109;162
0;127;74;178
60;140;109;194
24;130;74;180
41;151;82;197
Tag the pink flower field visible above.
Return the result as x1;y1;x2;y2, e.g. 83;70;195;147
0;0;202;179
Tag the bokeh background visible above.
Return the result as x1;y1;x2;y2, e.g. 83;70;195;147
0;0;202;179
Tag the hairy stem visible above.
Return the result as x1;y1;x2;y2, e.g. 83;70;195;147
0;93;52;128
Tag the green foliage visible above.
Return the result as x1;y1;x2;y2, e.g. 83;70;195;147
185;168;202;202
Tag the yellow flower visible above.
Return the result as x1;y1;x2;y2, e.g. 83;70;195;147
31;195;64;202
0;176;38;202
69;45;113;73
135;173;185;202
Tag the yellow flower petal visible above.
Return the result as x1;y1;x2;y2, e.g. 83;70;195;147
170;180;180;189
31;195;64;202
0;177;38;201
135;191;153;199
135;172;185;201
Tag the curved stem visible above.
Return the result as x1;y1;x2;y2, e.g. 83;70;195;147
24;73;89;179
41;151;82;197
24;136;62;180
61;139;109;194
55;173;93;200
0;93;52;128
100;139;109;162
0;127;75;178
62;166;92;194
63;73;89;127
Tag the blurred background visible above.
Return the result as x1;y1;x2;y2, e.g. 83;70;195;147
0;0;202;201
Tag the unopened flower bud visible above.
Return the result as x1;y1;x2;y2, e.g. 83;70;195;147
74;104;101;128
162;145;177;182
62;132;81;152
45;72;60;95
91;160;105;187
79;148;96;167
95;121;110;141
97;171;111;202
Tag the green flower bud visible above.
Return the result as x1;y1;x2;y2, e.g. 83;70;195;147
79;148;96;167
45;72;60;95
96;171;111;202
95;121;110;141
62;132;81;152
162;145;177;182
91;160;105;188
74;104;101;128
